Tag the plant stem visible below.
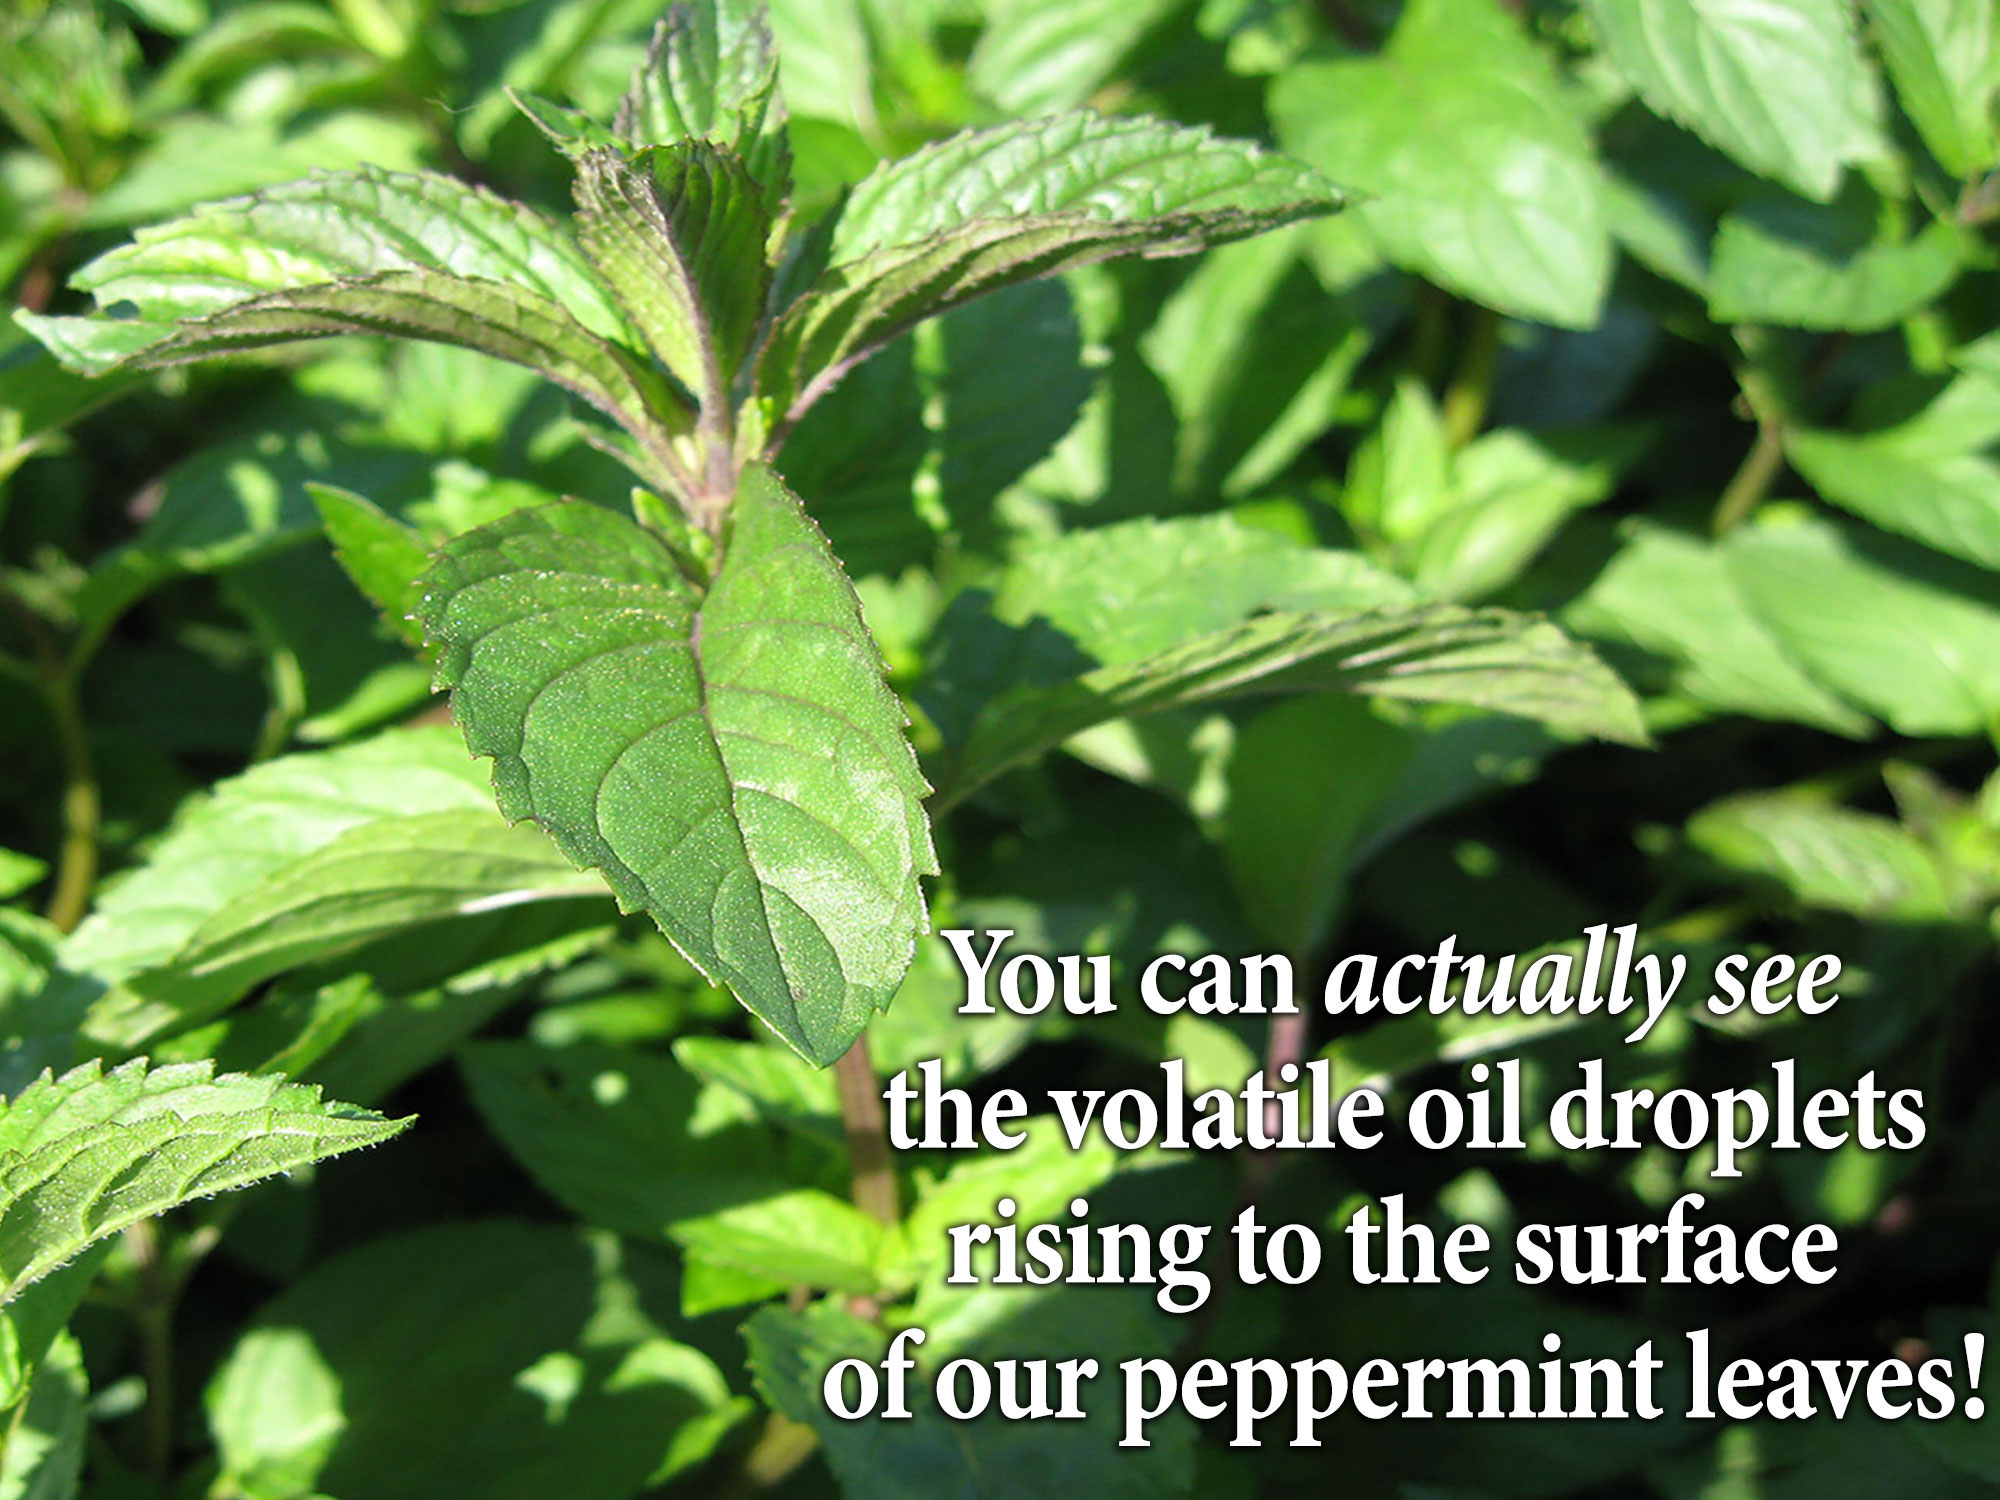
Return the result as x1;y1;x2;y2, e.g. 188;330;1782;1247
1440;306;1500;448
1245;1006;1308;1199
39;655;97;935
1409;283;1451;388
125;1221;176;1482
1713;368;1786;536
1177;983;1310;1360
706;1413;820;1499
249;644;307;763
740;1414;821;1488
833;1036;898;1226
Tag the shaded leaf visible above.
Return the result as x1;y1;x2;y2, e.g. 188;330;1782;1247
1690;792;1964;920
1141;225;1374;499
205;1222;741;1500
459;1042;819;1240
747;1281;1193;1499
57;727;492;1016
0;326;139;490
1566;522;1872;735
670;1035;839;1140
1787;374;2000;568
132;810;609;1027
1726;510;2000;736
943;604;1646;803
968;0;1189;114
1707;185;1971;331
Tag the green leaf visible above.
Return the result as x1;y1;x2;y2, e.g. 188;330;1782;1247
922;511;1409;747
22;165;632;357
1726;510;2000;736
0;1332;85;1500
508;90;627;157
1786;374;2000;568
670;1035;839;1140
13;168;689;487
115;0;207;33
29;274;684;491
943;604;1646;804
1689;792;1964;920
572;142;775;409
0;1059;408;1302
130;810;610;1028
1340;376;1452;548
1864;0;2000;180
615;1;789;195
309;483;429;644
921;277;1093;530
1270;0;1611;327
57;727;493;1007
947;510;1405;681
785;278;1093;573
138;3;353;115
759;112;1340;422
672;1188;893;1295
1707;185;1972;331
824;111;1330;269
1565;522;1873;736
205;1326;345;1500
70;425;429;643
0;326;139;490
0;1247;103;1417
80;113;430;232
1140;225;1374;500
901;1116;1120;1281
746;1281;1194;1498
765;0;875;136
205;1223;742;1500
459;1042;820;1241
1580;0;1883;201
1410;427;1639;601
419;469;935;1064
1223;695;1426;954
1342;388;1641;599
968;0;1188;114
0;853;46;906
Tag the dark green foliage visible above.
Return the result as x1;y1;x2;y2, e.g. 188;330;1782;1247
0;0;1997;1496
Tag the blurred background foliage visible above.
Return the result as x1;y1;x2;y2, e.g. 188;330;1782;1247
2;0;1999;1495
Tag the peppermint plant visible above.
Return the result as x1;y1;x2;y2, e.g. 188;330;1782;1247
19;0;1641;1067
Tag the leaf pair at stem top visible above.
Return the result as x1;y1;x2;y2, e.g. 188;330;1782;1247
17;0;1341;545
16;0;1644;1068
